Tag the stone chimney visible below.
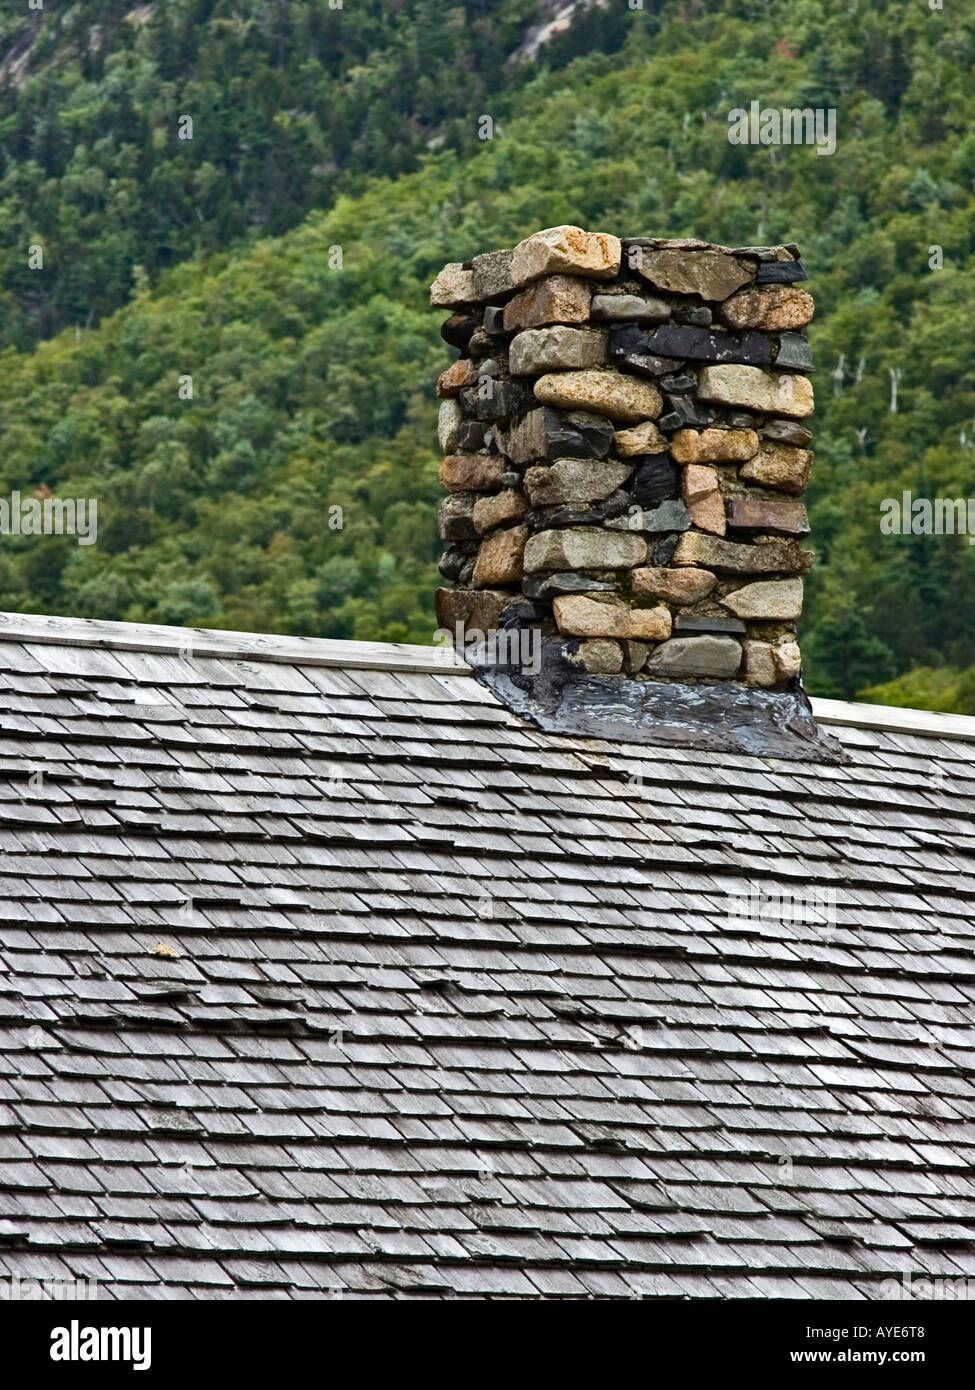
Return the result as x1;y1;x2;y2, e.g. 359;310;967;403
431;226;821;746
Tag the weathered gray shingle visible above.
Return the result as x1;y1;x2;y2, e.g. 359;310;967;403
0;614;973;1298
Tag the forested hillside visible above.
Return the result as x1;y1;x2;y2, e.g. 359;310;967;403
0;0;598;349
1;0;974;704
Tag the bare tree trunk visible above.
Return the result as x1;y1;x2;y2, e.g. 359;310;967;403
888;366;902;414
832;353;845;397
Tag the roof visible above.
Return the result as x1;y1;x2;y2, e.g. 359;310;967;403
1;611;974;1301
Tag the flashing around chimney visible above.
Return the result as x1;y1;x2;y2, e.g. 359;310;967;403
432;228;820;703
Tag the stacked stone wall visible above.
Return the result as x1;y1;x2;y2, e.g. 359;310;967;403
432;226;814;684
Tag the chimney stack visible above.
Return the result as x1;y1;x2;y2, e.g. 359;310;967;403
431;226;817;724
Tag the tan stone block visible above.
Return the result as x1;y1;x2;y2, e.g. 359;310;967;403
436;358;478;398
670;427;759;464
591;293;670;323
740;443;813;496
743;640;777;687
511;225;621;286
472;490;527;535
633;248;753;300
613;420;669;456
502;275;593;331
434;588;508;635
721;578;804;620
534;370;662;423
472;525;529;587
430;262;476;308
630;567;717;604
554;595;671;641
774;636;802;679
720;285;815;331
682;465;725;537
697;365;814;418
570;639;624;674
439;454;508;493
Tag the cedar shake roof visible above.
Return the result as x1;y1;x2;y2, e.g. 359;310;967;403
1;612;974;1300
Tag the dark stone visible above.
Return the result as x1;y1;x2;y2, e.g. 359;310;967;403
438;542;478;580
607;326;641;354
756;259;807;284
737;332;772;363
523;572;617;599
497;380;534;419
606;324;647;358
727;412;761;429
456;420;488;451
547;409;615;459
467;327;494;357
600;489;631;518
457;557;475;585
674;305;712;327
500;471;521;488
482;305;508;335
660;397;712;429
460;378;531;422
629;455;678;508
622;640;649;675
438;492;478;542
605;326;685;376
498;599;547;630
658;373;697;395
459;386;481;416
762;418;813;448
651;533;680;565
624;499;690;534
496;407;614;465
616;350;686;378
527;490;630;531
775;333;815;372
615;322;772;367
674;615;747;635
441;314;480;351
525;506;594;529
728;246;778;261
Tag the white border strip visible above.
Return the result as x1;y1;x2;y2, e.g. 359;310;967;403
810;696;975;743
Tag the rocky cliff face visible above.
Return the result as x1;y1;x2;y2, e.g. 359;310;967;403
431;225;815;688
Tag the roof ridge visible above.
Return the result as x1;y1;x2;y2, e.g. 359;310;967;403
1;609;973;741
0;610;471;675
